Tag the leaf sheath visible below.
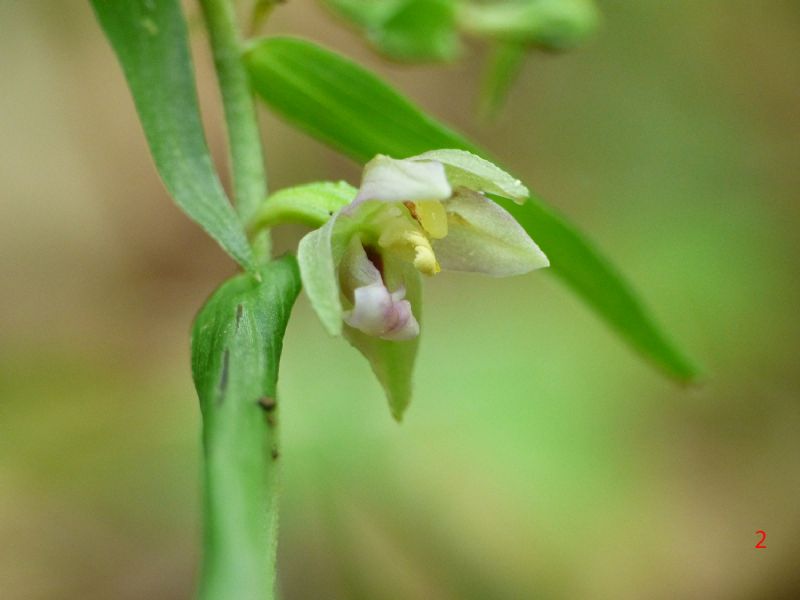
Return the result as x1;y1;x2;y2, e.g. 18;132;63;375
191;256;301;599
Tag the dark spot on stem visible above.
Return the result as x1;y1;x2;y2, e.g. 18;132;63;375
235;304;243;332
258;396;277;411
271;447;280;461
218;349;230;401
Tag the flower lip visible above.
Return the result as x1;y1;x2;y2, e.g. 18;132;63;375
344;282;419;341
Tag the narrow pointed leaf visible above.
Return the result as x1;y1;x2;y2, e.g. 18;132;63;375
480;42;526;118
191;256;301;599
244;37;482;160
246;37;699;382
91;0;254;271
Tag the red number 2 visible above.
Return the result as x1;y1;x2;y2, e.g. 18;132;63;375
755;530;767;549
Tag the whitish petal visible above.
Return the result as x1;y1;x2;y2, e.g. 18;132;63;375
411;149;528;203
433;190;549;276
353;154;452;206
297;212;349;335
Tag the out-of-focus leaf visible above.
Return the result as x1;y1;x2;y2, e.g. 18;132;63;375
323;0;460;62
191;256;301;599
480;41;526;118
458;0;599;50
245;37;699;382
321;0;400;28
491;194;698;381
91;0;254;271
249;181;356;231
371;0;460;62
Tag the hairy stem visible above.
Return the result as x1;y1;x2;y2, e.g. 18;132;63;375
200;0;268;224
193;260;301;600
199;393;280;600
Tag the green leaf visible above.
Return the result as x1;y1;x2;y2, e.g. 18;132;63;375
492;194;698;381
249;181;356;231
244;37;482;161
191;256;301;600
343;254;422;421
246;37;699;382
480;41;526;118
91;0;254;271
321;0;401;29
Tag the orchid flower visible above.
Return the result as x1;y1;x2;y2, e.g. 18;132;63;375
294;149;548;418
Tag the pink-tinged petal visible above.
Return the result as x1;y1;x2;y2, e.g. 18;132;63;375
344;283;419;341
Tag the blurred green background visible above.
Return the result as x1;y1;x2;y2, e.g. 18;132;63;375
2;1;799;598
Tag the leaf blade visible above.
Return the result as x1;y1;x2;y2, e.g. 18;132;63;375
91;0;254;271
245;37;699;382
492;194;698;381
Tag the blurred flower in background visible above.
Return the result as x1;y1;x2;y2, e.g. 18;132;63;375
1;1;799;598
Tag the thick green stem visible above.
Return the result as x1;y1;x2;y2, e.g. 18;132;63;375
199;394;280;600
200;0;268;224
193;260;301;600
195;2;285;588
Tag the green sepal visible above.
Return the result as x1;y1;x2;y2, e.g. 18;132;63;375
296;213;353;336
249;181;357;232
412;149;529;202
